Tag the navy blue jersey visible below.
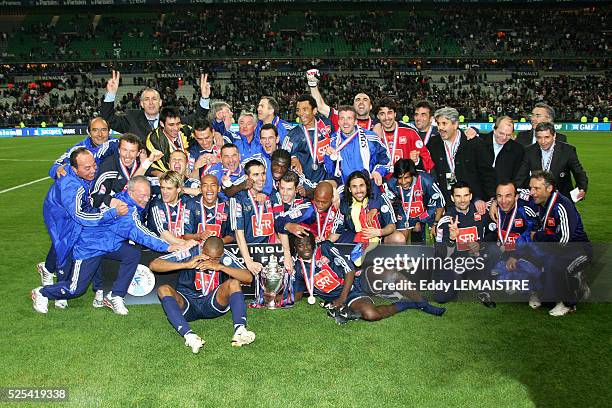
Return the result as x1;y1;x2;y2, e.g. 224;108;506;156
186;196;233;239
147;195;197;237
230;190;276;244
293;241;356;302
338;194;396;242
281;116;334;184
161;246;244;297
491;199;538;252
274;201;344;240
223;131;264;161
437;203;496;252
532;192;589;244
384;172;445;229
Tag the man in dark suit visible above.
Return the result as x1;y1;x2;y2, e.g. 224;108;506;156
517;103;567;146
515;122;587;199
428;107;496;214
101;70;211;143
481;116;525;184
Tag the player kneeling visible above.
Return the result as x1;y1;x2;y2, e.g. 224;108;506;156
149;237;255;353
290;232;445;324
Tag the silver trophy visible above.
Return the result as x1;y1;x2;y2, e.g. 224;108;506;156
261;255;284;309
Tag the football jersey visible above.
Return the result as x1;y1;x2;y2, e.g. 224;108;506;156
186;196;232;239
161;246;244;297
147;195;196;238
230;190;276;244
293;241;357;302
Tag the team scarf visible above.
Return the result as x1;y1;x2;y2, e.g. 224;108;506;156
332;127;370;178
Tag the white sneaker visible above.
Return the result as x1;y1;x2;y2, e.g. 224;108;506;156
184;333;205;354
37;262;54;286
528;292;541;309
31;287;48;314
92;290;104;308
549;302;575;317
231;326;256;347
103;292;129;315
54;299;68;309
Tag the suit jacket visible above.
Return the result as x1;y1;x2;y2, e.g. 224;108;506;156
100;101;208;143
514;141;588;197
516;129;567;147
428;132;496;203
481;131;525;184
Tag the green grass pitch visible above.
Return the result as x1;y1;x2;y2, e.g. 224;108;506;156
0;133;610;407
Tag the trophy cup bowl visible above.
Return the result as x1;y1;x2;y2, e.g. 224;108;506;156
261;255;284;309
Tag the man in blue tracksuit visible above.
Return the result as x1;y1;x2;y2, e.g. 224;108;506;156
39;148;127;309
32;176;192;315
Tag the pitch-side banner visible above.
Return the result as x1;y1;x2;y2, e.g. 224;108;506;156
1;122;610;138
1;0;604;7
102;242;611;306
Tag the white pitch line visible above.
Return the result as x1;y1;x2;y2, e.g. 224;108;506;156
0;176;51;194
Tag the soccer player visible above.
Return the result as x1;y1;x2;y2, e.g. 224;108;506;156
411;100;439;146
148;171;197;245
230;159;277;275
92;133;163;208
38;148;128;310
528;171;591;316
166;150;201;196
150;236;255;353
49;117;118;180
102;70;211;142
307;68;376;131
188;118;220;177
183;175;233;244
145;107;192;176
256;96;292;146
32;176;191;315
337;171;396;254
487;181;540;306
282;94;334;185
204;143;246;200
290;231;445;324
435;182;496;305
324;106;391;187
275;181;343;243
384;159;445;244
374;97;434;171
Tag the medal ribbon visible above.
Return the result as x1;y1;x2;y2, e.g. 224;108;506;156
497;203;518;245
300;254;316;299
540;191;558;231
302;125;318;164
423;125;433;146
316;207;333;238
200;198;220;228
401;175;419;220
443;130;461;172
165;200;184;237
248;190;264;232
198;269;217;296
382;126;399;160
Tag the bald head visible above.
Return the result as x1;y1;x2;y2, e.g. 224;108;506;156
313;182;334;213
203;236;224;258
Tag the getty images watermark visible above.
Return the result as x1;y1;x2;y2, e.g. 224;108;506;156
367;253;531;293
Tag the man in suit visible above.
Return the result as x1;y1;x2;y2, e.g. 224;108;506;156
481;116;525;184
101;70;211;143
517;103;567;146
428;107;496;214
515;122;587;199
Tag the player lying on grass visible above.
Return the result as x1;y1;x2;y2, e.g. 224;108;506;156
149;236;255;353
289;231;445;324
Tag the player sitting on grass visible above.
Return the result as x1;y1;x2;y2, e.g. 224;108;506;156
149;236;255;353
290;231;445;324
